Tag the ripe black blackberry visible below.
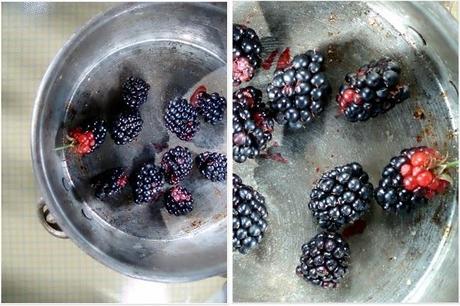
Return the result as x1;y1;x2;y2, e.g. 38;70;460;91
233;24;262;85
164;185;194;216
160;146;193;185
109;109;143;145
233;174;268;254
196;92;226;125
164;97;200;141
122;76;150;109
336;57;410;122
132;162;165;204
233;86;274;163
267;50;330;129
308;163;373;231
296;231;350;288
91;167;128;199
196;152;227;182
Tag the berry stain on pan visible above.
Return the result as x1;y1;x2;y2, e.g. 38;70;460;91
261;49;279;70
341;219;367;239
259;152;288;164
189;85;207;107
275;48;291;70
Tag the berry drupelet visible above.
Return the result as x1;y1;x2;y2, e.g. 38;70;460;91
160;146;193;185
58;118;107;155
122;76;150;109
164;185;194;216
196;151;227;182
164;97;200;141
308;162;373;231
132;162;165;204
91;167;128;199
375;146;457;212
296;231;350;288
233;86;274;163
267;50;331;129
109;109;143;145
233;24;262;85
336;57;410;122
233;174;269;254
196;92;226;125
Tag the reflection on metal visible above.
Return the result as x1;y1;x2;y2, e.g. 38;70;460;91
37;200;68;239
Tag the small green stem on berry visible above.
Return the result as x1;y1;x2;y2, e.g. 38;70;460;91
54;143;74;151
443;160;459;169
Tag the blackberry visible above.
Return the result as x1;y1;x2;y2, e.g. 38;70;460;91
375;146;454;212
164;97;200;141
296;232;350;288
196;152;227;182
196;92;226;124
308;163;373;231
233;86;274;163
233;24;262;85
160;146;193;185
91;167;128;199
122;76;150;109
267;50;330;129
62;118;107;155
233;174;268;254
164;185;194;216
132;162;165;204
336;57;410;122
109;109;143;145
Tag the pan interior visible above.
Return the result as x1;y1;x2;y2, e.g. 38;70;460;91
62;40;226;241
233;1;457;302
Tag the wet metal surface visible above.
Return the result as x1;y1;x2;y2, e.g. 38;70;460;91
233;1;458;302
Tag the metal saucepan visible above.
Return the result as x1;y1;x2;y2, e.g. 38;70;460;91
233;1;458;302
31;2;227;282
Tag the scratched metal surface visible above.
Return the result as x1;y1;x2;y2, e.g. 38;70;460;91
233;1;458;302
31;3;227;282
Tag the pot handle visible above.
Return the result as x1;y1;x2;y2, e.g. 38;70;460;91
37;199;68;239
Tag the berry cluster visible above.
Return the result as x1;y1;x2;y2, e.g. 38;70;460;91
233;174;269;254
233;86;274;163
91;167;128;199
109;76;151;145
336;57;410;122
164;97;200;141
298;147;455;289
56;75;225;219
164;185;194;216
164;90;226;141
233;24;262;86
64;119;107;155
267;50;331;129
375;147;454;212
109;109;143;145
196;92;227;125
132;162;166;204
296;232;350;289
308;163;373;231
122;76;151;109
161;146;193;185
230;31;457;291
196;152;227;182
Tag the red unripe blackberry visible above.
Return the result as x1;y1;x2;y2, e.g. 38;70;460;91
375;146;457;212
57;119;107;155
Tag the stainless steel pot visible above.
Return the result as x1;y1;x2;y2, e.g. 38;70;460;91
31;2;227;282
233;1;458;302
